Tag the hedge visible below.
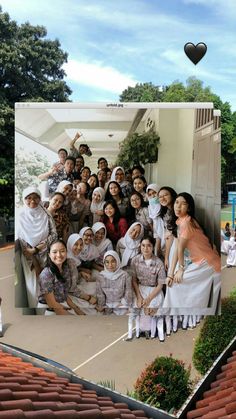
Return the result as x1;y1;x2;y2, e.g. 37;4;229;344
193;296;236;374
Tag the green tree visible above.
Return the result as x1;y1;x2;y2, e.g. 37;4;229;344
120;82;164;102
0;6;72;219
162;81;186;102
119;76;236;186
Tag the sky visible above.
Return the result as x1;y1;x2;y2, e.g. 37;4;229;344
1;0;236;110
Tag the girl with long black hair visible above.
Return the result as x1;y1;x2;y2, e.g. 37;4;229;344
38;240;85;315
103;200;128;246
162;192;221;317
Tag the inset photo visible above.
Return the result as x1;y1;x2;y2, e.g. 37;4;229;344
15;102;221;323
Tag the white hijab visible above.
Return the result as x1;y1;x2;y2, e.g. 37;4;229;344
56;180;73;193
56;180;73;204
120;222;144;267
17;186;49;247
110;166;128;187
101;250;124;281
90;187;105;213
79;227;99;261
146;183;161;219
92;222;112;254
67;233;83;267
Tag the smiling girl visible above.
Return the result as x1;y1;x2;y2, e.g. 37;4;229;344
105;181;128;217
129;236;166;341
127;191;152;234
116;222;144;269
17;186;57;308
103;200;128;246
38;240;85;315
47;192;70;242
92;222;113;268
132;175;147;202
110;166;133;198
162;192;221;316
90;187;105;224
146;184;164;257
96;250;132;315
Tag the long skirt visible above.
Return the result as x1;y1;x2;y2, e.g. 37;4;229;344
105;298;129;316
226;248;236;266
133;285;164;310
221;240;231;254
160;261;220;315
21;254;39;308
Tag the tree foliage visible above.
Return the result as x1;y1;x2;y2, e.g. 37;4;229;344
120;77;236;186
0;9;71;103
15;148;51;206
0;6;72;218
120;82;163;102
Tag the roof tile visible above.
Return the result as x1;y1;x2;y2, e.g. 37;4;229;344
0;399;33;411
187;348;236;419
0;409;25;418
0;349;148;418
24;410;55;418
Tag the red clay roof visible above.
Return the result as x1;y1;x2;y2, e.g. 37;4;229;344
0;349;148;418
187;350;236;419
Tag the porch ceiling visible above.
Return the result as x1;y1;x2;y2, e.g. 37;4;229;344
15;107;148;167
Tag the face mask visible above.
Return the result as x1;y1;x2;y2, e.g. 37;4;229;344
149;197;159;205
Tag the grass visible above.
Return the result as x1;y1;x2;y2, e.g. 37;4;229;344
97;379;116;391
221;205;233;226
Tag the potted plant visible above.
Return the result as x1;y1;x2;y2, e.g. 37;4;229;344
116;127;160;170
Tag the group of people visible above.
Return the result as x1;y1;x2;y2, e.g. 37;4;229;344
16;133;221;341
221;222;236;267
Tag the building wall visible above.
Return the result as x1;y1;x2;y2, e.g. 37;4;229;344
144;108;195;192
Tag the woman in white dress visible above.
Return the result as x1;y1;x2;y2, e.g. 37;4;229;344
17;186;57;308
226;236;236;267
162;193;221;317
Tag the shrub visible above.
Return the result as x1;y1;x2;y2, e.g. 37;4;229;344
134;355;192;412
193;296;236;374
230;287;236;298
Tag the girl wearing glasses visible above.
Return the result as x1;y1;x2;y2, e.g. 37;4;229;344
127;191;152;234
17;186;57;308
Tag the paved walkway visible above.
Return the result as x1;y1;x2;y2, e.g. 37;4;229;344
0;248;234;394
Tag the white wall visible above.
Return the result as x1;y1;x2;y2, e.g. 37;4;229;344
146;109;195;192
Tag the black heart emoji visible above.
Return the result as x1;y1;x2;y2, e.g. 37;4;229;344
184;42;207;65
